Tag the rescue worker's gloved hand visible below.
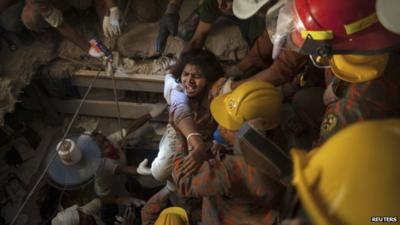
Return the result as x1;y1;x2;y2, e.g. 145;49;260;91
149;103;167;118
102;16;113;38
44;7;63;28
109;6;122;37
117;197;146;207
156;3;180;53
137;158;152;175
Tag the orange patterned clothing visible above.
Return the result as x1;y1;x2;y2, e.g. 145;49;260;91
172;132;285;225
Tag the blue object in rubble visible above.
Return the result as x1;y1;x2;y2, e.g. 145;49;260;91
213;129;228;146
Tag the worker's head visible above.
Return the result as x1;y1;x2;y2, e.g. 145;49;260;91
266;0;400;82
175;49;224;98
154;207;189;225
210;80;282;146
286;119;400;225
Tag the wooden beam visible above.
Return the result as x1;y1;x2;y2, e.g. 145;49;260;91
72;70;165;93
50;98;156;119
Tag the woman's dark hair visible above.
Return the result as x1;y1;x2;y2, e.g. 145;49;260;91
172;48;224;84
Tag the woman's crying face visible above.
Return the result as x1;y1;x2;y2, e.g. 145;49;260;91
181;64;207;98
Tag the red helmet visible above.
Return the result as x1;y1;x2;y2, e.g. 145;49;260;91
268;0;400;56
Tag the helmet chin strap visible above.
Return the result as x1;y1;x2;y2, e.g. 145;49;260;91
309;55;331;69
299;34;332;56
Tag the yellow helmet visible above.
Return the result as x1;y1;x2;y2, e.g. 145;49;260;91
210;80;282;130
329;54;389;83
291;119;400;225
154;207;189;225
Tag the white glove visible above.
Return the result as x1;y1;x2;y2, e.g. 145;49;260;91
102;16;113;38
149;103;167;118
44;7;63;28
109;6;121;37
220;77;233;95
88;46;105;59
117;197;146;207
136;158;152;175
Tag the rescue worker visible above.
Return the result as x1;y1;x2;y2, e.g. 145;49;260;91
229;0;400;144
21;0;122;58
209;0;326;146
277;0;400;143
90;103;166;225
51;197;142;225
283;119;400;224
172;81;287;225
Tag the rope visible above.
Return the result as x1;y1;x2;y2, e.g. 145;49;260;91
10;70;102;225
109;61;124;139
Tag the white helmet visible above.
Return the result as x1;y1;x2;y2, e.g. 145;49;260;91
376;0;400;34
233;0;274;19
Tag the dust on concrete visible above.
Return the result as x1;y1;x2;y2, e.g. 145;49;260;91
116;56;176;76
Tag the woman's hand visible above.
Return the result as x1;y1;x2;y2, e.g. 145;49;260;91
181;148;209;177
181;136;210;177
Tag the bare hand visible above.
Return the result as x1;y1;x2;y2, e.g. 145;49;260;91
181;148;209;178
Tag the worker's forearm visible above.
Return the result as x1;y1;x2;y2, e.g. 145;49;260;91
125;114;152;137
56;22;89;52
182;38;203;55
182;21;212;54
231;68;280;89
115;165;139;176
236;55;255;73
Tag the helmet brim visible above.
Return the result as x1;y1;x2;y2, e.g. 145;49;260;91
233;0;272;19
